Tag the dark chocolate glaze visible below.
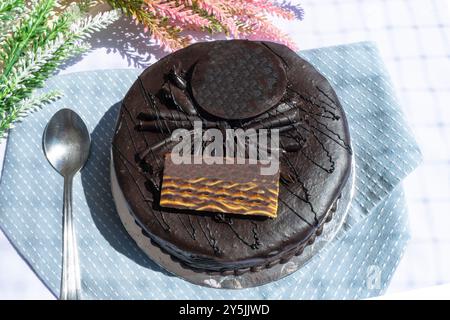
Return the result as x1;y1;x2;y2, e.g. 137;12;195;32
112;40;352;273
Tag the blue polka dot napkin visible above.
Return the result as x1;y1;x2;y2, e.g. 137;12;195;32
0;42;421;299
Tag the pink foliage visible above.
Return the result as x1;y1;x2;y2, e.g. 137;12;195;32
135;0;302;52
146;1;211;30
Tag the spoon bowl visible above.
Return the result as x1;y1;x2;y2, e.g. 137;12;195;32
43;109;90;177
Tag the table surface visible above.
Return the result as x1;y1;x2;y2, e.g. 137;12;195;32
1;0;449;299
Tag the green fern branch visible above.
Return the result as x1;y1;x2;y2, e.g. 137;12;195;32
1;0;56;79
0;0;119;139
0;91;62;133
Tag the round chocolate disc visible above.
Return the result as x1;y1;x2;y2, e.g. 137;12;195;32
190;40;287;120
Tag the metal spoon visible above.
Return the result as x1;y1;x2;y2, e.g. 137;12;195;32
43;108;90;300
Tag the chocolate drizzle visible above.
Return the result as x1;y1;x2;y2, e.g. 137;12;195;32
198;220;221;255
138;76;165;132
115;149;171;232
288;88;341;121
178;215;197;240
214;214;261;250
117;103;172;232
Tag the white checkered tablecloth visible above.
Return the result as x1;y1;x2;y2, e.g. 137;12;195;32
0;0;449;299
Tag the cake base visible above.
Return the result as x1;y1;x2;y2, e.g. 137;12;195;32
110;152;355;289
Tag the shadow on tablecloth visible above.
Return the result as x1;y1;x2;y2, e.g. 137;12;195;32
80;101;173;277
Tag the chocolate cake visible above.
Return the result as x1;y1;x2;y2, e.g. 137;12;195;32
112;40;352;275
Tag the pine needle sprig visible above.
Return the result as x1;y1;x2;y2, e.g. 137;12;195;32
0;0;119;139
0;0;56;79
106;0;302;52
0;0;25;43
0;91;62;134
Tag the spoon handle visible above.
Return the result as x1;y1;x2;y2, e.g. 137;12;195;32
60;176;82;300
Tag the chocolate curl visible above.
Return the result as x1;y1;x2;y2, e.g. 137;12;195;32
162;82;197;116
244;108;300;130
137;119;217;132
138;120;193;132
138;109;199;121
